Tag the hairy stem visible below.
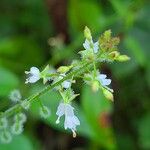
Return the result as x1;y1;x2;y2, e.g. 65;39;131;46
0;61;93;118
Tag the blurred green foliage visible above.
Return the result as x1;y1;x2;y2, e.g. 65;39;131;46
0;0;150;149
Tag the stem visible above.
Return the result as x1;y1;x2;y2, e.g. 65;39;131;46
0;62;93;118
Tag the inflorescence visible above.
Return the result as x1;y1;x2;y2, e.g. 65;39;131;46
0;27;130;143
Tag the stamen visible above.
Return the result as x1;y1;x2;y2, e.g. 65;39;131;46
72;130;76;138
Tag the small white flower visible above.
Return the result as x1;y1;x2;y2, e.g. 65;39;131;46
54;74;72;89
84;71;112;92
25;67;41;84
83;39;99;53
97;74;111;86
40;105;51;119
60;74;72;89
56;102;80;137
62;80;71;89
9;89;22;102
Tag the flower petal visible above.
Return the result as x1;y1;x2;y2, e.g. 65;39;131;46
62;81;71;89
83;39;90;50
65;104;74;117
100;78;111;86
27;76;40;83
56;103;65;117
93;41;99;53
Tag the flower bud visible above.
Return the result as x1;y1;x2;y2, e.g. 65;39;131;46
104;30;111;40
108;51;120;59
92;80;99;92
57;66;72;73
102;88;114;101
41;65;50;84
84;26;92;41
116;55;130;62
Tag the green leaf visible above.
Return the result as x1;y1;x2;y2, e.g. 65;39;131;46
0;67;19;96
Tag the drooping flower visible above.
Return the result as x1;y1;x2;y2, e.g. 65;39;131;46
9;89;22;102
56;102;80;137
83;39;99;53
25;67;41;84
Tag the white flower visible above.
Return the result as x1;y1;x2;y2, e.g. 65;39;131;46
60;74;72;89
25;67;41;84
9;89;22;102
54;74;72;89
62;80;71;89
83;39;99;53
84;71;113;92
56;102;80;137
96;74;111;86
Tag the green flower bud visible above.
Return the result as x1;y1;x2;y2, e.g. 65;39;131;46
84;26;92;41
92;80;100;92
57;65;72;73
79;49;95;61
116;55;130;62
102;88;114;101
112;37;120;45
104;30;111;40
108;51;120;59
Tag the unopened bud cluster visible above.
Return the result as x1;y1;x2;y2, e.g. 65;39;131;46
0;90;27;143
0;27;129;143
